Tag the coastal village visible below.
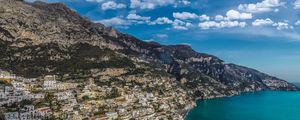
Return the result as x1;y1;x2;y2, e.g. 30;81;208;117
0;69;195;120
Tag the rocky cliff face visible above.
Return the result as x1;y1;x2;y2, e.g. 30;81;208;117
0;0;299;119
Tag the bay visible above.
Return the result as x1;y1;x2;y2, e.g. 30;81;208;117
186;85;300;120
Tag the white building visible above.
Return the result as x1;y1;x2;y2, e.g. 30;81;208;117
30;93;45;99
55;91;74;100
44;75;56;81
0;73;16;79
43;80;57;90
4;86;14;94
12;81;26;91
105;112;118;120
4;112;19;120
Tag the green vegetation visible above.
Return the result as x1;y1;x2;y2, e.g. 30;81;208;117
1;42;136;78
105;87;120;99
20;100;33;107
0;112;5;120
82;95;89;101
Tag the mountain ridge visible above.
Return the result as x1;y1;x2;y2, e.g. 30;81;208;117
1;0;298;97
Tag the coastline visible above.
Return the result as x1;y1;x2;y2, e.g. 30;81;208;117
183;93;240;120
185;90;300;120
183;87;300;120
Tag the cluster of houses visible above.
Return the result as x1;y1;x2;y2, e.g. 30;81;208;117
0;71;16;80
0;71;50;120
0;69;193;120
0;85;45;106
0;73;45;107
43;75;78;91
4;105;51;120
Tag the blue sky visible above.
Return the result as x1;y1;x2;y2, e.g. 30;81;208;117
26;0;300;82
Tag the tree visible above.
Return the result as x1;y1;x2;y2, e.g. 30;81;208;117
106;87;120;99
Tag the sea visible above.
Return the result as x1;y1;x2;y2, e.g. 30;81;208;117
185;83;300;120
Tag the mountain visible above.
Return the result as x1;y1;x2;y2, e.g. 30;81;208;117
0;0;299;119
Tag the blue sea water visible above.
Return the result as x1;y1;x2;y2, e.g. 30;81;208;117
186;84;300;120
296;83;300;87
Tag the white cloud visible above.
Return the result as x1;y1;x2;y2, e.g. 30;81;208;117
199;14;210;21
130;0;175;9
127;13;151;21
101;1;126;10
149;17;192;30
180;0;191;5
130;0;154;9
295;20;300;26
252;18;274;26
144;39;155;42
238;0;285;13
198;21;218;29
272;22;293;30
173;12;199;20
198;21;246;29
294;0;300;9
172;19;192;30
214;10;251;21
127;13;151;24
149;17;191;30
186;22;193;27
97;17;129;27
173;0;191;7
150;17;173;25
154;34;168;39
215;15;224;21
86;0;106;3
173;25;189;30
179;43;192;46
226;10;252;20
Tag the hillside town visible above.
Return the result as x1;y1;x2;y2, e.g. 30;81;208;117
0;69;195;120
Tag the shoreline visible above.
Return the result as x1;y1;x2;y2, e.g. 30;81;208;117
184;90;300;120
183;88;300;120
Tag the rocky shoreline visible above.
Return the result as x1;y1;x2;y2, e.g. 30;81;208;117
185;87;300;119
